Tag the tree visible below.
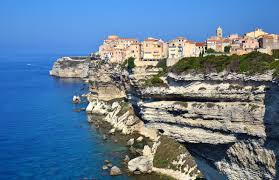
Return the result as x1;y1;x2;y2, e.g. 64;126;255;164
206;48;216;54
224;46;231;53
127;57;135;70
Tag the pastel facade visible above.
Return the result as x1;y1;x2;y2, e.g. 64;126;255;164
168;37;186;59
142;37;168;61
99;35;138;63
125;42;142;61
242;37;259;50
259;34;279;50
167;37;206;66
245;28;268;39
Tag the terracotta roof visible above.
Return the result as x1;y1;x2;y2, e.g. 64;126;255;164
196;42;206;46
185;40;196;44
260;35;275;39
144;38;159;42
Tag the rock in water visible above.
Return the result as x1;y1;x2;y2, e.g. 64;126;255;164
102;165;108;170
107;163;113;168
110;166;122;176
127;138;135;146
124;155;130;163
72;96;81;104
128;156;153;173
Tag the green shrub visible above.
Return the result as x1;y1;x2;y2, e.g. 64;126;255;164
145;75;164;87
272;50;279;59
170;51;278;77
224;46;231;53
127;57;135;70
121;57;135;70
207;48;216;53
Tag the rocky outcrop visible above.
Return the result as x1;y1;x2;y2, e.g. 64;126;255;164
133;71;279;180
49;57;89;78
128;156;153;173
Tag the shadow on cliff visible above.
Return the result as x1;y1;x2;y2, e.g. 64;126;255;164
186;143;232;180
263;83;279;179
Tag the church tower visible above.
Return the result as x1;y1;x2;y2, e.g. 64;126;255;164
216;26;223;38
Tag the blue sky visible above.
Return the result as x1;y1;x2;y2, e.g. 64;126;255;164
0;0;278;56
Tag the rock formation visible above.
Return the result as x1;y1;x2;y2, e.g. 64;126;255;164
49;57;89;78
50;57;279;180
133;70;279;180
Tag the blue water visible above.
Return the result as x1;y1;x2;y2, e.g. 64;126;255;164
0;55;131;180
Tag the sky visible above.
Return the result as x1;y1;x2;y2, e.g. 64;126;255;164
0;0;278;56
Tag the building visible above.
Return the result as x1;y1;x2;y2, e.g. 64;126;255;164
242;37;259;50
125;42;142;61
259;34;279;50
168;37;186;59
142;37;168;61
206;26;231;52
217;26;223;38
99;35;138;63
166;37;206;66
245;28;268;39
195;42;206;56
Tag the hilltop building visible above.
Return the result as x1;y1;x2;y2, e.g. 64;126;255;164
168;37;187;60
245;28;268;39
167;37;206;66
206;26;231;53
258;34;279;55
99;35;138;63
142;37;168;61
217;26;223;38
98;28;279;67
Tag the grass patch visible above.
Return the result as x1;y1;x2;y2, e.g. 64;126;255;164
153;136;202;177
144;75;165;87
154;136;187;169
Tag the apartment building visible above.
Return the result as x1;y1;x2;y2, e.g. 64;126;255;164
142;37;168;61
99;35;138;63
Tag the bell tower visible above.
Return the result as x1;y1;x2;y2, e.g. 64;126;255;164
217;26;223;38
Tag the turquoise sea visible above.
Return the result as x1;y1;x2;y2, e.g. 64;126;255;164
0;55;132;179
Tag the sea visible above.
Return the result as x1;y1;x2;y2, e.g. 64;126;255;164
0;54;140;180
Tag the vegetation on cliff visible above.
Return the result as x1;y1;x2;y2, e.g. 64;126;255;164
170;52;279;78
121;57;136;71
144;59;167;87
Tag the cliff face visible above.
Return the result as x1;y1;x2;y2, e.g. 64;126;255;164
133;71;279;180
49;57;279;179
49;57;89;78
